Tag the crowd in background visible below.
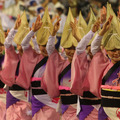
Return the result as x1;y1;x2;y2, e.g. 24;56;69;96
0;0;119;31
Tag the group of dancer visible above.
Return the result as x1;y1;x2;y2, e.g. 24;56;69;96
0;2;120;120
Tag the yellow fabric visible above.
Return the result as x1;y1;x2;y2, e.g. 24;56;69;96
61;8;81;48
102;3;120;50
37;7;53;45
14;11;30;45
20;11;29;26
10;91;28;102
103;107;120;120
87;8;97;46
107;3;119;33
87;8;96;33
105;31;120;50
102;88;120;92
0;18;5;45
77;11;87;38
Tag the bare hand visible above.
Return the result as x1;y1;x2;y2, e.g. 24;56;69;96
14;15;21;30
92;18;100;33
32;15;42;32
99;15;113;36
70;18;77;38
70;19;81;42
100;6;106;24
52;18;61;36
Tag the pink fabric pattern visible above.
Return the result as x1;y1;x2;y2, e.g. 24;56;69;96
85;108;98;120
31;77;42;82
103;62;114;77
101;85;120;90
0;46;20;86
61;106;78;120
0;100;6;120
32;105;60;120
59;86;70;91
6;100;32;120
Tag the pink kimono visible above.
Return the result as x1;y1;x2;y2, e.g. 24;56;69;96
77;50;110;120
17;46;60;120
16;46;44;89
0;55;6;120
4;46;32;120
0;28;32;120
71;51;90;96
0;46;20;86
87;50;109;98
70;31;109;120
16;30;60;120
71;30;96;96
88;34;120;119
42;48;78;120
89;51;120;120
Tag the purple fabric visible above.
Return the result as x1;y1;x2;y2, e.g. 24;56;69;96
105;66;120;85
60;67;73;114
60;69;71;85
31;95;45;117
28;90;32;102
31;61;47;117
60;68;71;114
6;91;20;109
98;107;108;120
78;105;94;120
61;104;69;114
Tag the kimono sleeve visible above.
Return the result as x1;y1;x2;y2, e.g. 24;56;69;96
16;46;43;89
87;50;109;98
42;50;65;98
0;46;19;86
70;51;89;96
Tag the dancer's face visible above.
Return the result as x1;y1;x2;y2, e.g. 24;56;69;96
64;46;75;63
39;45;48;57
107;49;120;64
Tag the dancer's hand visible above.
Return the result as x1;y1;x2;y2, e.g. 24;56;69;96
100;6;106;24
99;15;113;36
92;18;100;32
70;19;81;42
32;15;42;32
52;18;61;36
14;15;21;30
70;18;78;38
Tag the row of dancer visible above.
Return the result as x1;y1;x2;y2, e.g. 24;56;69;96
0;3;119;120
